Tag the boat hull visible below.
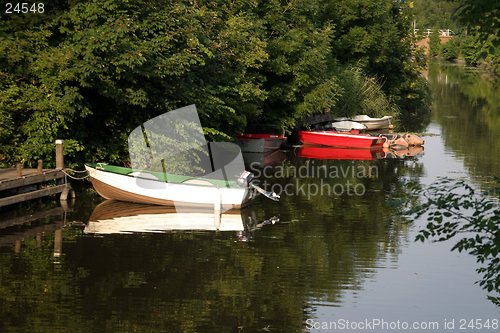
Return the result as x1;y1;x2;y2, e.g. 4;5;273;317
330;121;367;131
350;115;393;130
85;165;251;209
236;134;286;153
298;131;386;149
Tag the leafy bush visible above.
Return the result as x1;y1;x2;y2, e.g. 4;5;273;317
461;34;483;66
441;38;459;61
429;30;441;58
335;67;399;118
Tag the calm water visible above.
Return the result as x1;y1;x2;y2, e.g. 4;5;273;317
0;62;499;332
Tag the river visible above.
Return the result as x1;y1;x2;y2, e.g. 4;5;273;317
0;62;498;332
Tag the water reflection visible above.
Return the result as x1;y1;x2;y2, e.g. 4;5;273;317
295;146;424;161
85;200;282;240
296;146;386;160
427;61;500;185
87;200;246;234
241;149;288;168
407;176;500;305
0;151;425;332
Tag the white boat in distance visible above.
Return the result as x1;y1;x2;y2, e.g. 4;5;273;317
349;115;393;130
333;115;393;130
329;120;367;131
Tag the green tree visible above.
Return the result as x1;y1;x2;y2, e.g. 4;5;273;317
461;34;484;66
440;38;460;61
322;0;430;130
0;0;269;166
452;0;499;51
0;0;430;167
412;0;459;34
428;29;441;58
255;0;341;129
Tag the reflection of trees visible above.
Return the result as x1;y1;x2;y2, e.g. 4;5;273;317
428;62;500;186
251;155;426;303
407;177;499;306
0;156;425;332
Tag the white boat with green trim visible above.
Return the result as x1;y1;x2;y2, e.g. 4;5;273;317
85;163;255;209
86;105;278;210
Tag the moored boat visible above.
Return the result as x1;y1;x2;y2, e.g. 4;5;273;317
350;115;393;130
85;163;255;209
334;115;393;130
86;105;279;209
298;130;386;149
236;133;286;153
236;124;286;153
329;121;367;131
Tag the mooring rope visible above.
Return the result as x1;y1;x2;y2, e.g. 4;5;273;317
61;168;90;180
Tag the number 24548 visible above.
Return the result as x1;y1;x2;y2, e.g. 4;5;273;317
5;3;45;14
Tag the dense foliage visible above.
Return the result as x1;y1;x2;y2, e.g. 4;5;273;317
412;0;499;73
452;0;499;55
0;0;428;167
412;0;459;33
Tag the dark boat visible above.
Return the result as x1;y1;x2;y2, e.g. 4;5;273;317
236;133;287;153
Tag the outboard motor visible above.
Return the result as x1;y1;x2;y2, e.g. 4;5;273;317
238;171;280;201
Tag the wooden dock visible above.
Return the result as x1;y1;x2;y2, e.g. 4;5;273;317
0;140;75;208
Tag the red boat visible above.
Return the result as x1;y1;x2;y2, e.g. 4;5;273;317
297;146;386;160
236;133;287;153
298;130;386;149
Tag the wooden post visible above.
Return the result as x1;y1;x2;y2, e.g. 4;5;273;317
16;163;22;177
37;159;43;173
55;139;64;170
15;240;21;254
